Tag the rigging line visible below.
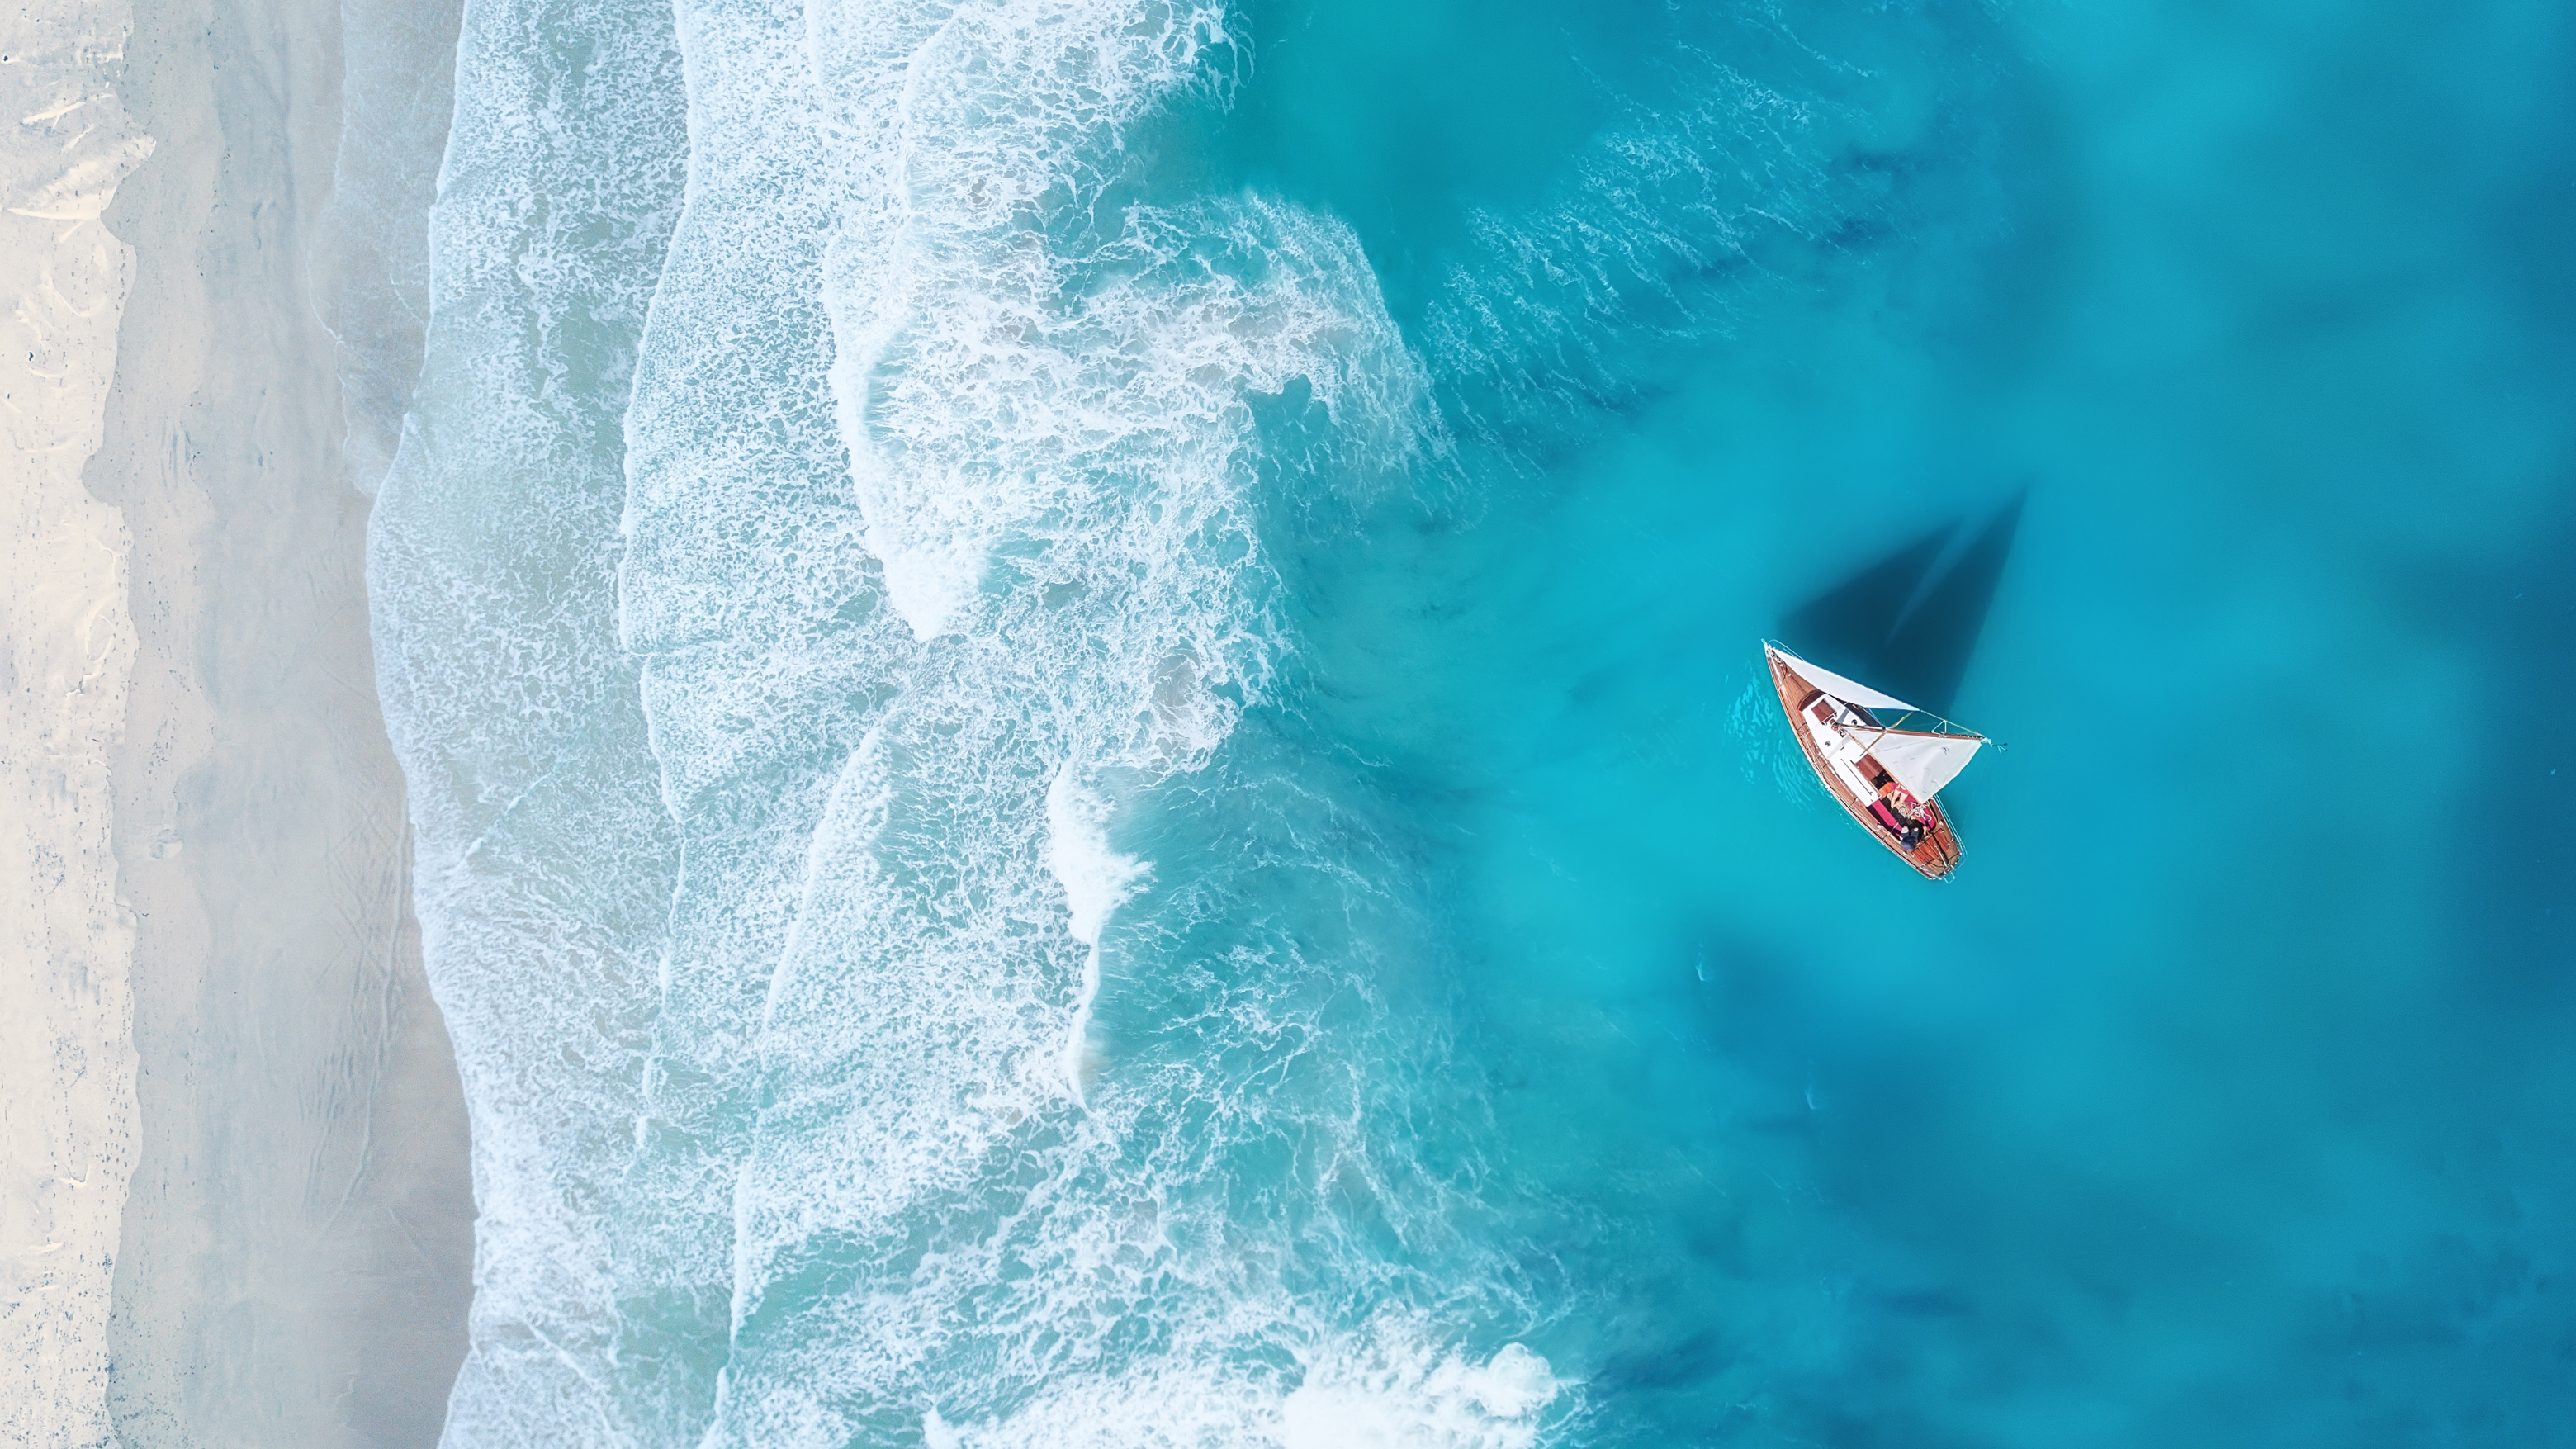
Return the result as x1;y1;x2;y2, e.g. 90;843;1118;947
1770;640;1987;743
1859;709;1986;756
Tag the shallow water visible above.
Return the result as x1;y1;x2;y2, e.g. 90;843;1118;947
369;0;2576;1442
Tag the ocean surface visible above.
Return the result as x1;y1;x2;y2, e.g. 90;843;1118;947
363;0;2576;1443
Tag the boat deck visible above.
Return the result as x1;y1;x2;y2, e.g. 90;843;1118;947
1767;651;1963;880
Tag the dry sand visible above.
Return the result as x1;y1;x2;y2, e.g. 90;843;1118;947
2;2;154;1441
5;0;479;1437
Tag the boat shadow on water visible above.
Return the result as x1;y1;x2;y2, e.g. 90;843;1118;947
1778;488;2026;722
1763;489;2024;874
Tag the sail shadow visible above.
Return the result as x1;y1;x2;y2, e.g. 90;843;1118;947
1779;523;1953;682
1778;489;2024;718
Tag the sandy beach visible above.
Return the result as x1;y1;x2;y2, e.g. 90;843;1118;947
7;0;475;1437
2;0;154;1440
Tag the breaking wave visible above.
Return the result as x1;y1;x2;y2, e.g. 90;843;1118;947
381;0;1567;1442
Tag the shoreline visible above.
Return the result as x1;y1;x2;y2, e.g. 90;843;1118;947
50;0;480;1437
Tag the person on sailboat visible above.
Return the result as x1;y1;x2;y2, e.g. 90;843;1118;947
1762;642;1991;879
1873;779;1930;849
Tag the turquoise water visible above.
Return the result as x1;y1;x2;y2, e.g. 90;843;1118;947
368;0;2576;1443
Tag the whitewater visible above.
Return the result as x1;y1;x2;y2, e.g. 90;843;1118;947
373;0;1580;1442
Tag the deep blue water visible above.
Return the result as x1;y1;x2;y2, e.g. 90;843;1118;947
369;0;2576;1443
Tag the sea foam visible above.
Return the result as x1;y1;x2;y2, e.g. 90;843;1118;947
366;0;687;1435
618;0;1549;1441
381;0;1564;1440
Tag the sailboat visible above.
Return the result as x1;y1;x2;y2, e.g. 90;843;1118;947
1764;641;1992;879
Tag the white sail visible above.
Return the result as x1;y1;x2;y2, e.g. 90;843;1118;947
1768;644;1919;715
1871;728;1982;803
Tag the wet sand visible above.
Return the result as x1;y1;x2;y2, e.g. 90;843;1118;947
64;0;478;1439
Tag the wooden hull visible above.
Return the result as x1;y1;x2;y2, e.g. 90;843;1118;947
1767;651;1962;880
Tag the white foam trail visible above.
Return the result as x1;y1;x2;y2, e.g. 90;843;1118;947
913;1317;1561;1449
656;0;1568;1439
1044;765;1148;951
395;0;1560;1437
1044;761;1147;1101
1280;1335;1559;1449
364;0;689;1436
607;0;926;1436
0;2;151;1440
